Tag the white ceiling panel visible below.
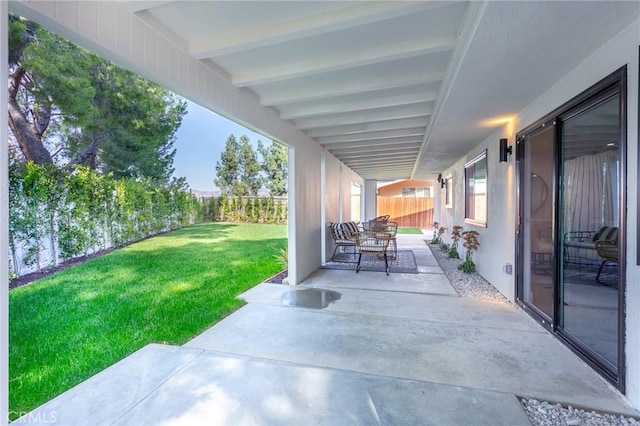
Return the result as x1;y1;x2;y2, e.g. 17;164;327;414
128;0;640;180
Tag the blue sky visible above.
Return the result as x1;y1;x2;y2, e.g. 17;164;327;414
172;100;270;191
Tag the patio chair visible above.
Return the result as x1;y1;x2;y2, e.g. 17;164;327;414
362;215;390;231
381;221;398;259
354;231;391;275
563;226;618;265
595;239;618;284
328;222;359;262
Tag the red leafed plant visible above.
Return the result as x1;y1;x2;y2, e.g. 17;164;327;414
459;230;480;273
448;225;463;259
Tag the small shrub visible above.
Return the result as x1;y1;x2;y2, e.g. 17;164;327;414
458;230;480;274
448;246;460;259
458;257;476;273
448;225;463;259
435;226;447;245
274;247;288;268
431;222;441;244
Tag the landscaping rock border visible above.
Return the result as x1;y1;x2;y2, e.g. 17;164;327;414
521;398;639;426
264;269;288;284
426;241;507;303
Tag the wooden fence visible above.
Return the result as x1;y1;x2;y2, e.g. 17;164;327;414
377;197;434;229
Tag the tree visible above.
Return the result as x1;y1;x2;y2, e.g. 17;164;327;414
214;135;240;195
214;134;261;196
258;140;288;195
238;135;261;196
7;15;186;183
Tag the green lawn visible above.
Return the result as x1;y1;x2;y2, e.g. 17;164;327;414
397;227;424;235
9;222;287;418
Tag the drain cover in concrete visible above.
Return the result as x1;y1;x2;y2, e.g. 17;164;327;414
281;288;341;309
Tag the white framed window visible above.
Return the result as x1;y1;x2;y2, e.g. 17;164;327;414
464;151;488;227
444;176;453;208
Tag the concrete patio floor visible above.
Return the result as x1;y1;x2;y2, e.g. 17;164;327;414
19;235;637;425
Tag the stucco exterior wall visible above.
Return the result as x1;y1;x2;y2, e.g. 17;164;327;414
438;18;640;408
438;126;516;301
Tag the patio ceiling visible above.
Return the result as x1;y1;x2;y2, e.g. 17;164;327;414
126;1;640;181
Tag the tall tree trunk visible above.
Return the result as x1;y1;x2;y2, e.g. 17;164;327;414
7;67;54;165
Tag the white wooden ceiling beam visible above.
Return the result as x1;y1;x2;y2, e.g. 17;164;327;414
356;162;415;167
356;164;413;170
361;174;411;180
134;8;189;50
355;169;413;176
338;152;420;162
341;156;418;166
332;149;418;161
322;136;424;151
261;70;444;106
190;2;455;59
352;168;413;175
306;117;429;138
295;103;433;130
411;0;487;179
121;0;175;14
343;155;417;165
355;168;413;175
234;37;455;87
280;91;439;120
329;143;422;156
355;165;414;170
316;128;425;145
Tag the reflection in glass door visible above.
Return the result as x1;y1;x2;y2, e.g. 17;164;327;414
517;68;626;389
559;93;621;372
519;125;555;321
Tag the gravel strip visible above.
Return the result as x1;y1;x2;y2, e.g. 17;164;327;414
522;399;639;426
426;241;507;303
426;241;640;426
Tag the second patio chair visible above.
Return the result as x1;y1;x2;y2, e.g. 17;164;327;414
595;239;618;285
382;221;398;260
354;231;391;275
328;222;359;262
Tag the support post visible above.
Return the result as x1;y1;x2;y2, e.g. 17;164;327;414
364;179;377;221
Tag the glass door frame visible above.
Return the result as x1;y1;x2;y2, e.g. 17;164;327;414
515;120;558;328
515;66;627;391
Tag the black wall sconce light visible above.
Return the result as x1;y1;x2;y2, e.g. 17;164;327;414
437;173;442;183
499;138;512;162
440;179;446;189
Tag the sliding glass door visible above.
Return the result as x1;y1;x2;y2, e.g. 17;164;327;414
516;68;626;389
518;124;555;322
558;92;622;376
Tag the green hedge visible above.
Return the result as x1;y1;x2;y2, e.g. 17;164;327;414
8;162;203;277
205;196;287;225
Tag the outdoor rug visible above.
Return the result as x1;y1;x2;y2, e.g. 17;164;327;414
323;250;418;274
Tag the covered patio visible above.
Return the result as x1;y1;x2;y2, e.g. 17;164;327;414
17;236;636;424
2;0;640;421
